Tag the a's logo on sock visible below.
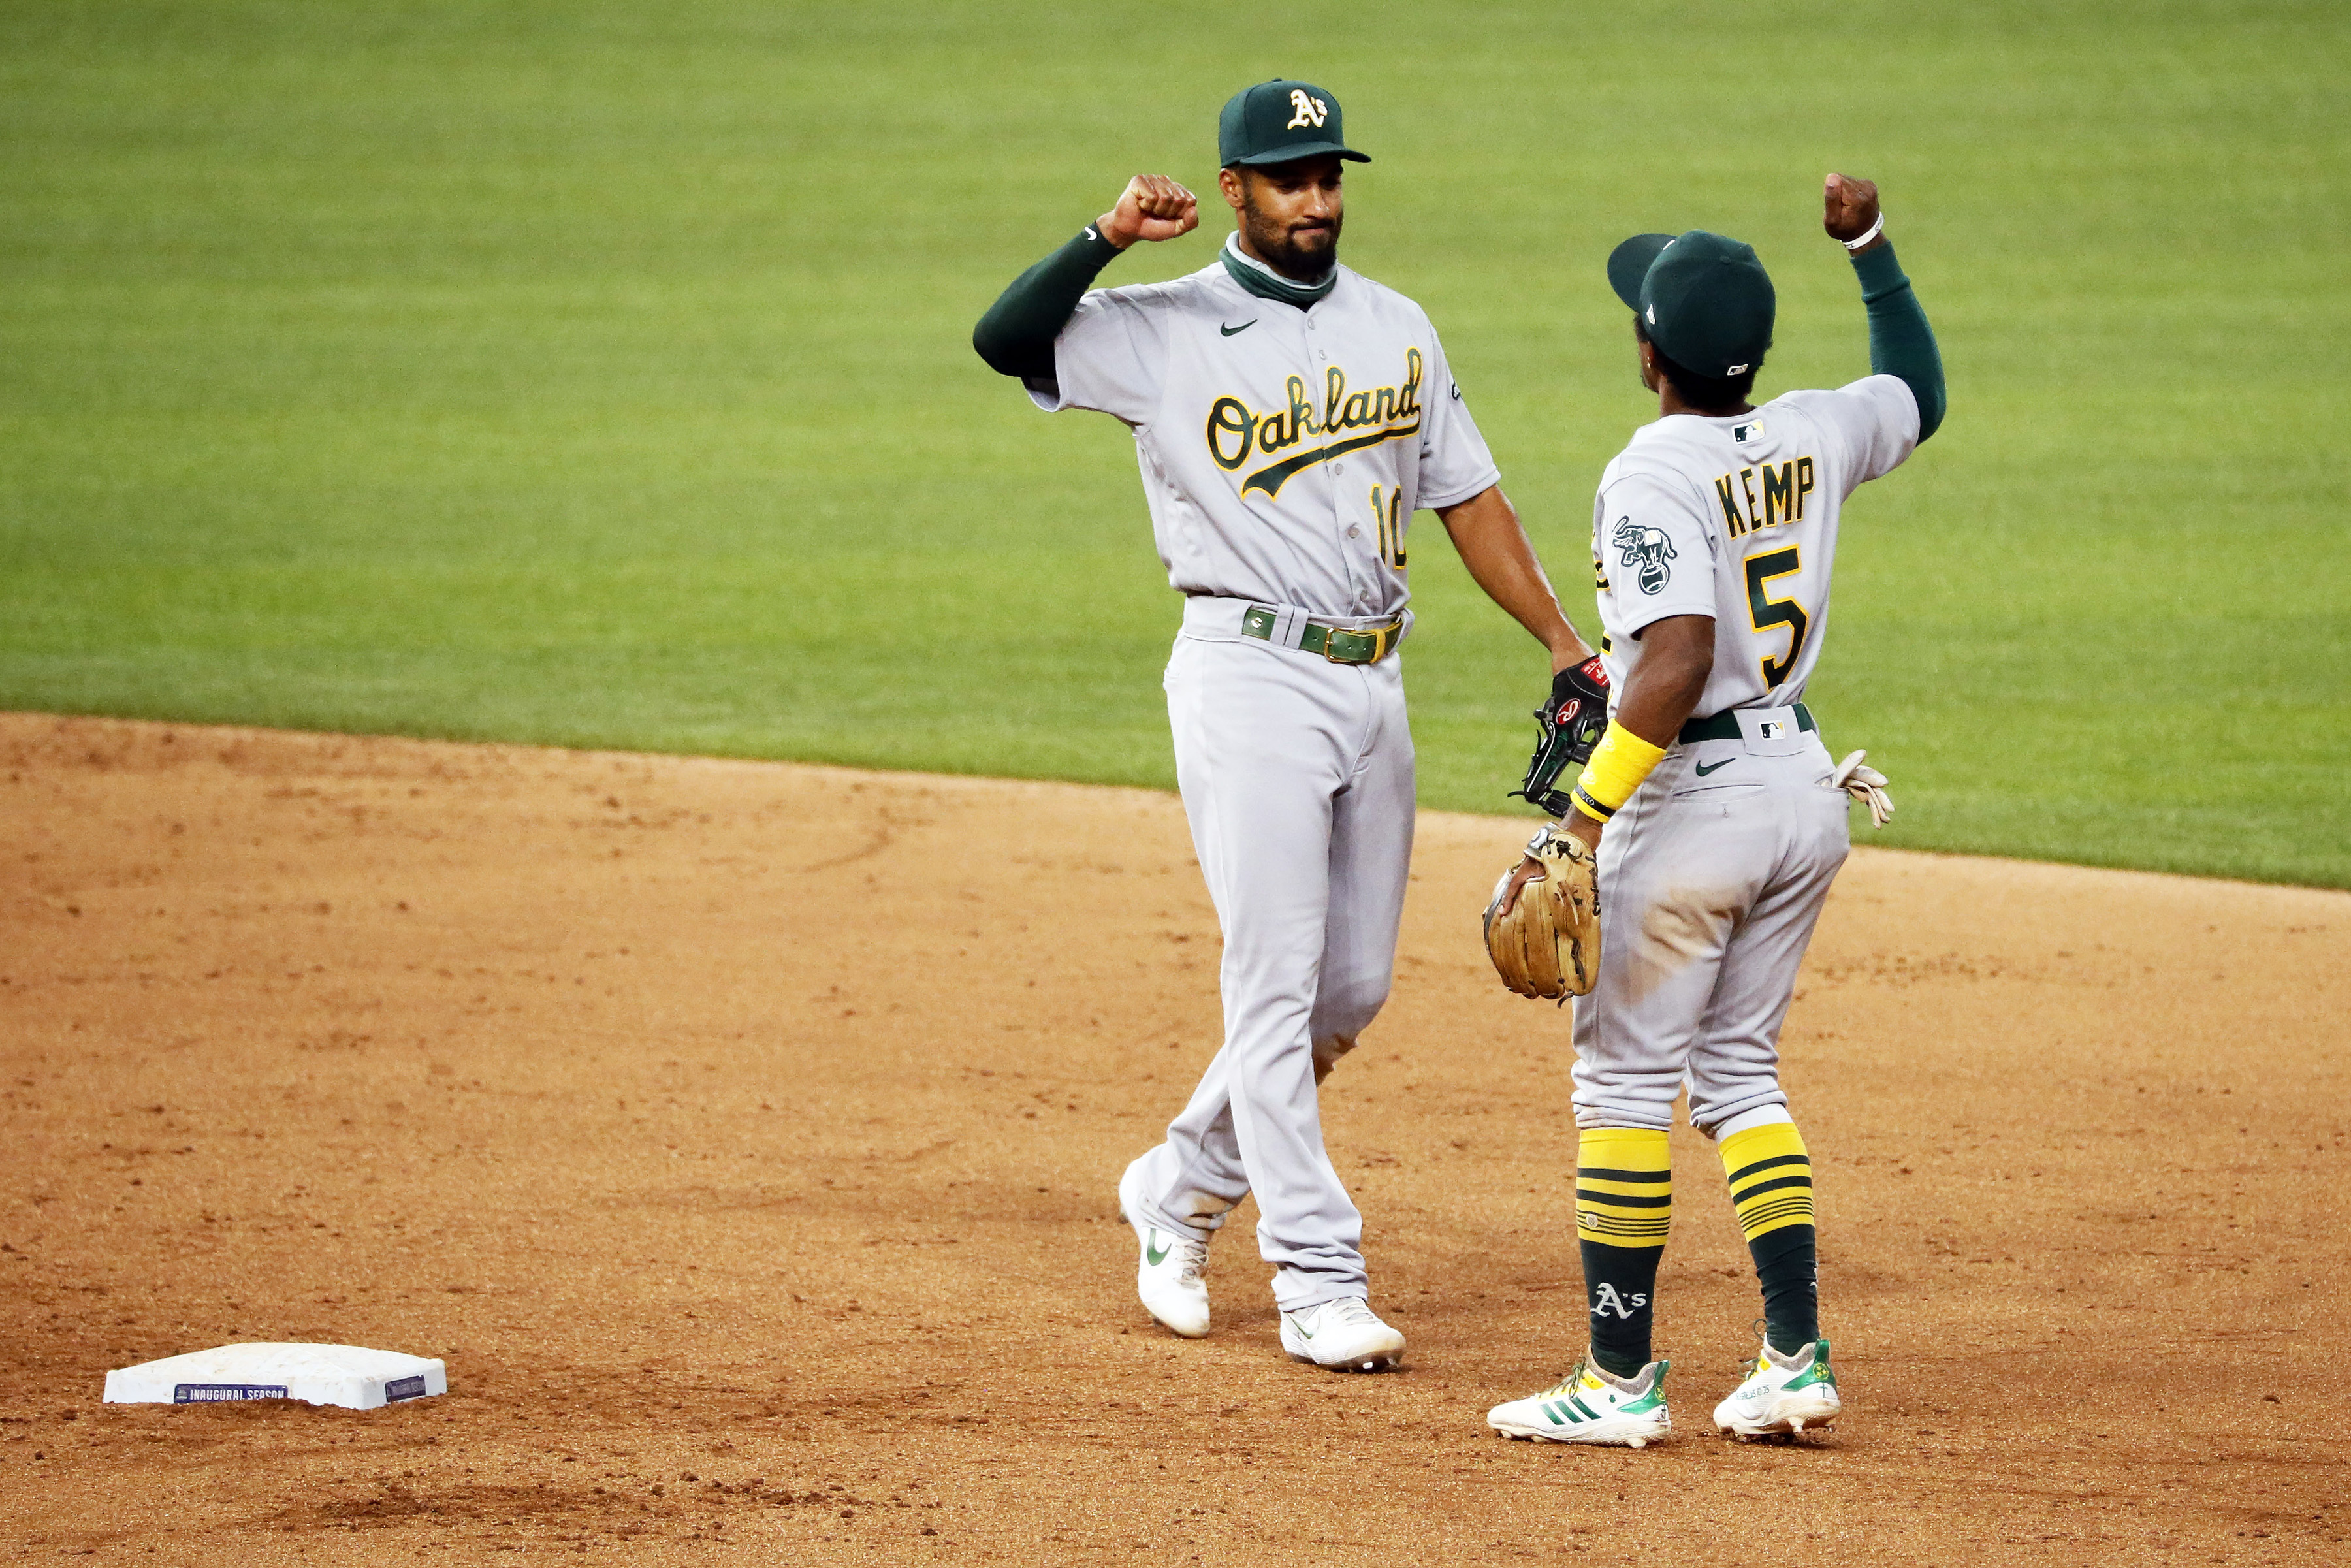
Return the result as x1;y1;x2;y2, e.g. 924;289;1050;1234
1590;1283;1648;1320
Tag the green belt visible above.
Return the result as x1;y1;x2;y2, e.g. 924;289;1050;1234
1678;702;1815;744
1239;605;1402;665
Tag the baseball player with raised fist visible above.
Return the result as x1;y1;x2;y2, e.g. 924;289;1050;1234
1482;174;1945;1444
974;80;1597;1371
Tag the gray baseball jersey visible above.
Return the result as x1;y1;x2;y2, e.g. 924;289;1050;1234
1590;376;1917;714
1032;246;1499;622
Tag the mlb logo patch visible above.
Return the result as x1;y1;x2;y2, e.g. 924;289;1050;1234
1758;719;1787;739
1733;420;1765;445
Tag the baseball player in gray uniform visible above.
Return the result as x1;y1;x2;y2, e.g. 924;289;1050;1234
1484;174;1945;1443
974;80;1597;1370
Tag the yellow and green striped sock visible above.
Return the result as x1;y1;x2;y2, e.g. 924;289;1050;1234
1577;1127;1671;1377
1719;1121;1818;1353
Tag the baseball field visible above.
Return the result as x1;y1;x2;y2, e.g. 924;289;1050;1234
5;1;2350;1562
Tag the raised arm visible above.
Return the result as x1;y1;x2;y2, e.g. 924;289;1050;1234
1825;173;1946;442
971;176;1200;381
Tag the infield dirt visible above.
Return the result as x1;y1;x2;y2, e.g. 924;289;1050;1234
4;713;2346;1565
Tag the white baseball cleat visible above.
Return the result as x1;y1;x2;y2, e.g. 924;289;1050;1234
1116;1160;1210;1338
1713;1337;1842;1441
1279;1296;1405;1372
1488;1356;1672;1447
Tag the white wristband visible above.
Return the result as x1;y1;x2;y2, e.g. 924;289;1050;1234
1842;212;1886;252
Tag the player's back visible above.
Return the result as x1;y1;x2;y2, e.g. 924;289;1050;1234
1591;374;1918;717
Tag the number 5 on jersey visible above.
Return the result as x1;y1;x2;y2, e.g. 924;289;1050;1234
1744;546;1810;688
1370;485;1407;569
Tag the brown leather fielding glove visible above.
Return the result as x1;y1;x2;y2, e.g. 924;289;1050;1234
1482;825;1601;1000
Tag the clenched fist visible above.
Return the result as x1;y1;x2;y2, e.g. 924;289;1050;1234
1098;175;1199;249
1823;172;1883;250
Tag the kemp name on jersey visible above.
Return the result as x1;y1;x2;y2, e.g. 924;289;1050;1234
1590;376;1919;718
1712;431;1816;539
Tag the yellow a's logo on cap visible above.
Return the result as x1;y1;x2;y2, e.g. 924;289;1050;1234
1287;89;1329;129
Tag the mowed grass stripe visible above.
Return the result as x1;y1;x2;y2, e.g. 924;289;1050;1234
1;1;2345;884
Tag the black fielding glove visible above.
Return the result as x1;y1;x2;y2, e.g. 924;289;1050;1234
1509;657;1610;817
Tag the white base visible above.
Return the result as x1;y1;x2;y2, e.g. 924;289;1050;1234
103;1343;448;1410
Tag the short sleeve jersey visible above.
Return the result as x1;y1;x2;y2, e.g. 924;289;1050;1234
1590;376;1920;716
1031;259;1499;620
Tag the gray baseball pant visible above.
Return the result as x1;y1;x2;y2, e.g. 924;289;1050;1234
1571;716;1851;1134
1123;625;1414;1313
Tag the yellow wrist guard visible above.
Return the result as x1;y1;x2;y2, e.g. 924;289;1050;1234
1569;722;1668;824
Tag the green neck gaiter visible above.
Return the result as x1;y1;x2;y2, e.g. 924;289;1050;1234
1220;233;1337;308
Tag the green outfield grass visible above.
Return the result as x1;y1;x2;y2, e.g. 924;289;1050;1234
3;1;2346;885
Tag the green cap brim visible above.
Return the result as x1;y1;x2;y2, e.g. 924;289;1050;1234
1607;234;1674;310
1228;142;1370;167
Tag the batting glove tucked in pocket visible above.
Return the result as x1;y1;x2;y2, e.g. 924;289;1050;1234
1829;749;1894;829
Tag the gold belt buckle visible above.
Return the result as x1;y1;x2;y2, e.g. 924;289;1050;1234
1322;619;1398;664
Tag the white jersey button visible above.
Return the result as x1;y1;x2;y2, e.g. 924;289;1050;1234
1347;525;1361;538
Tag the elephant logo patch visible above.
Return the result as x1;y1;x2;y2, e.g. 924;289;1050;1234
1612;519;1678;595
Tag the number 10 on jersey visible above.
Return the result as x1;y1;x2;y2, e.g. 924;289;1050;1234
1369;486;1407;569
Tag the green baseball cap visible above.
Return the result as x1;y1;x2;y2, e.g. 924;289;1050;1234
1217;80;1369;168
1607;230;1775;378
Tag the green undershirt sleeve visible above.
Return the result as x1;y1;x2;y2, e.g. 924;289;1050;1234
971;225;1127;383
1849;240;1946;443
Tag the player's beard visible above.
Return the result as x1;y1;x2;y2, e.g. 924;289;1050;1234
1240;193;1341;283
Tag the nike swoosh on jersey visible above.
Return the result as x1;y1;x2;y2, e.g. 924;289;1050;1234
1694;758;1736;776
1220;319;1257;336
